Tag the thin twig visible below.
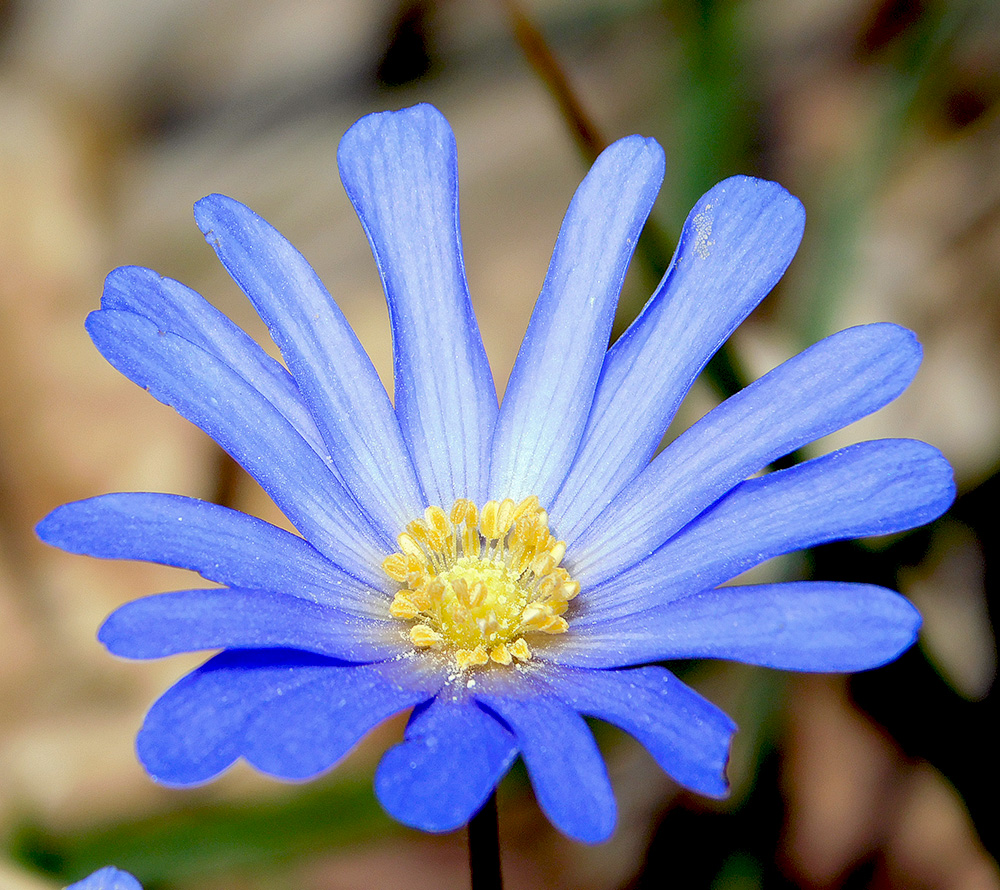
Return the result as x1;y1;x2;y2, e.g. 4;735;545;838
497;0;607;162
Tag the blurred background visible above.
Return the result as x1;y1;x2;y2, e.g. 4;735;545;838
1;0;998;887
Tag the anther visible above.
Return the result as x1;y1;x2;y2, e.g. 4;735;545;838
451;577;470;606
521;603;547;626
456;646;489;669
382;553;410;582
407;518;428;540
490;644;512;666
512;495;540;522
509;638;532;661
409;589;432;611
397;533;425;561
410;624;443;647
559;580;580;600
424;577;445;603
468;580;487;608
480;500;500;540
390;593;419;620
540;616;568;634
495;498;516;536
531;552;556;577
477;612;501;636
426;505;449;534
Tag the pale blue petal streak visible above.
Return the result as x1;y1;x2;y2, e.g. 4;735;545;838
85;309;387;584
573;323;922;583
338;105;498;506
37;493;387;616
577;439;954;622
137;651;433;784
555;582;921;670
100;589;401;663
67;867;143;890
102;265;331;465
375;697;518;832
553;177;806;540
476;690;617;843
194;194;423;539
541;665;734;796
489;135;666;505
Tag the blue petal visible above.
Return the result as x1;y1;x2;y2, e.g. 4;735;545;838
194;194;423;540
100;589;401;663
338;105;498;506
489;135;666;506
579;439;954;622
476;689;617;843
66;867;143;890
102;266;332;467
552;177;806;540
37;493;386;616
137;651;434;784
375;697;517;832
540;665;734;796
85;309;388;585
573;323;922;583
553;582;921;671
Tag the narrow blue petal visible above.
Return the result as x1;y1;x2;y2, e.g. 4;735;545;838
489;135;666;505
553;582;921;670
138;650;288;784
85;309;388;585
240;657;435;780
37;493;386;616
194;194;423;540
67;867;143;890
580;439;955;622
541;665;734;797
137;651;434;785
476;690;616;843
573;323;923;582
100;589;402;663
375;697;517;832
102;266;332;467
338;105;498;507
553;177;806;540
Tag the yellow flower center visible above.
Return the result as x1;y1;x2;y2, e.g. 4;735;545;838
383;496;579;669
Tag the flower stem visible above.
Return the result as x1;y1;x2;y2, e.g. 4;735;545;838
468;791;503;890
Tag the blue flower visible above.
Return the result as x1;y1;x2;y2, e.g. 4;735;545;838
66;867;142;890
38;104;954;844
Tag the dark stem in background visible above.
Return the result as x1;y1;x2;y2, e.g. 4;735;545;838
497;0;606;163
497;0;748;401
468;792;503;890
210;448;244;509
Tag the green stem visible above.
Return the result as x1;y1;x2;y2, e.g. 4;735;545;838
468;791;503;890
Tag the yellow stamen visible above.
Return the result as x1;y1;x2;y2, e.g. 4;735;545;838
390;593;419;620
490;644;513;666
456;646;489;669
384;497;576;669
509;638;532;661
382;553;410;582
410;624;443;648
